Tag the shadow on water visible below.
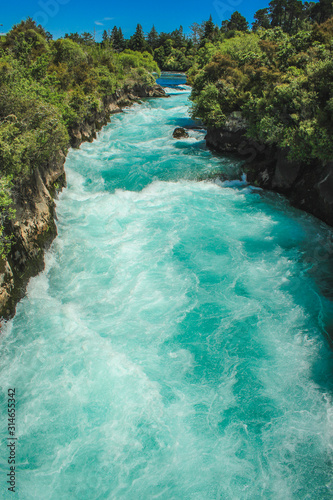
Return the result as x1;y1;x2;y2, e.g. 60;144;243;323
167;117;205;129
172;139;206;152
156;73;187;87
250;190;333;351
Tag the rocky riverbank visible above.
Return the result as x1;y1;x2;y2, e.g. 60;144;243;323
205;112;333;227
0;83;167;321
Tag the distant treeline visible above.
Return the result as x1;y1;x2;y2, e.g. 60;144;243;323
62;0;333;72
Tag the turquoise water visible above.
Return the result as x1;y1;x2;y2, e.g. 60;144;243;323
1;76;333;499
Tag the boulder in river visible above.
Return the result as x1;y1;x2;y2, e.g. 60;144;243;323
173;127;189;139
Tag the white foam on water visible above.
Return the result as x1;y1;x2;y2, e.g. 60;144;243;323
163;86;192;95
0;90;332;499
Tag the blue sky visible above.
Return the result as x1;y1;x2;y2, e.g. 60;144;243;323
1;0;270;40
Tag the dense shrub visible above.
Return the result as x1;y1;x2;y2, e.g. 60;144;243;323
189;20;333;163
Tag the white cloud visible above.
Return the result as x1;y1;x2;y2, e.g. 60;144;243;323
95;21;104;26
104;17;114;21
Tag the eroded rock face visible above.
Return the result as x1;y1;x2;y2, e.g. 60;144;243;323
132;84;167;98
0;153;66;320
69;85;167;149
272;149;301;189
173;127;189;139
205;114;333;227
205;114;248;153
317;162;333;206
0;260;14;319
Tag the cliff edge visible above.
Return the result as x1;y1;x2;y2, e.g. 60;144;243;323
205;113;333;227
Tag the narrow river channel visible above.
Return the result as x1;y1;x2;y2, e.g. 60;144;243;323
1;74;333;499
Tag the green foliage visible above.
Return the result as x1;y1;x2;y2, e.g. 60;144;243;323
129;24;146;52
4;25;49;65
118;50;160;75
0;85;69;176
312;16;333;44
189;23;205;46
187;43;219;84
0;176;15;258
191;83;225;127
218;33;262;64
202;15;216;43
147;26;159;50
189;20;333;164
154;42;192;72
252;9;271;31
0;19;162;257
110;27;126;52
53;38;87;67
221;11;249;34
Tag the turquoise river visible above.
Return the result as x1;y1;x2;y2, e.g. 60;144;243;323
1;74;333;499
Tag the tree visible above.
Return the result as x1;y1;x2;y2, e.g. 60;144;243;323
6;17;49;40
171;26;185;48
203;15;215;42
269;0;308;33
312;16;333;44
189;22;205;45
252;8;271;31
154;45;166;68
4;18;49;62
163;39;173;56
64;32;83;44
310;0;333;23
285;0;304;33
129;24;146;52
53;38;87;67
0;177;15;258
221;11;249;33
102;29;110;47
81;32;94;46
269;0;286;28
109;27;125;51
102;30;108;42
186;38;195;55
228;11;249;31
111;27;119;50
147;25;159;50
221;20;229;34
117;28;125;51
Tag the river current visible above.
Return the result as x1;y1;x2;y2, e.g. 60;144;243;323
1;74;333;499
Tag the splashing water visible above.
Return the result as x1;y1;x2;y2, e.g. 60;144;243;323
0;75;333;499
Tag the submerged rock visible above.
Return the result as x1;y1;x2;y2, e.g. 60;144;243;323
173;127;189;139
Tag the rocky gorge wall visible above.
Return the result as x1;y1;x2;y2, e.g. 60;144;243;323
0;83;167;321
205;112;333;228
